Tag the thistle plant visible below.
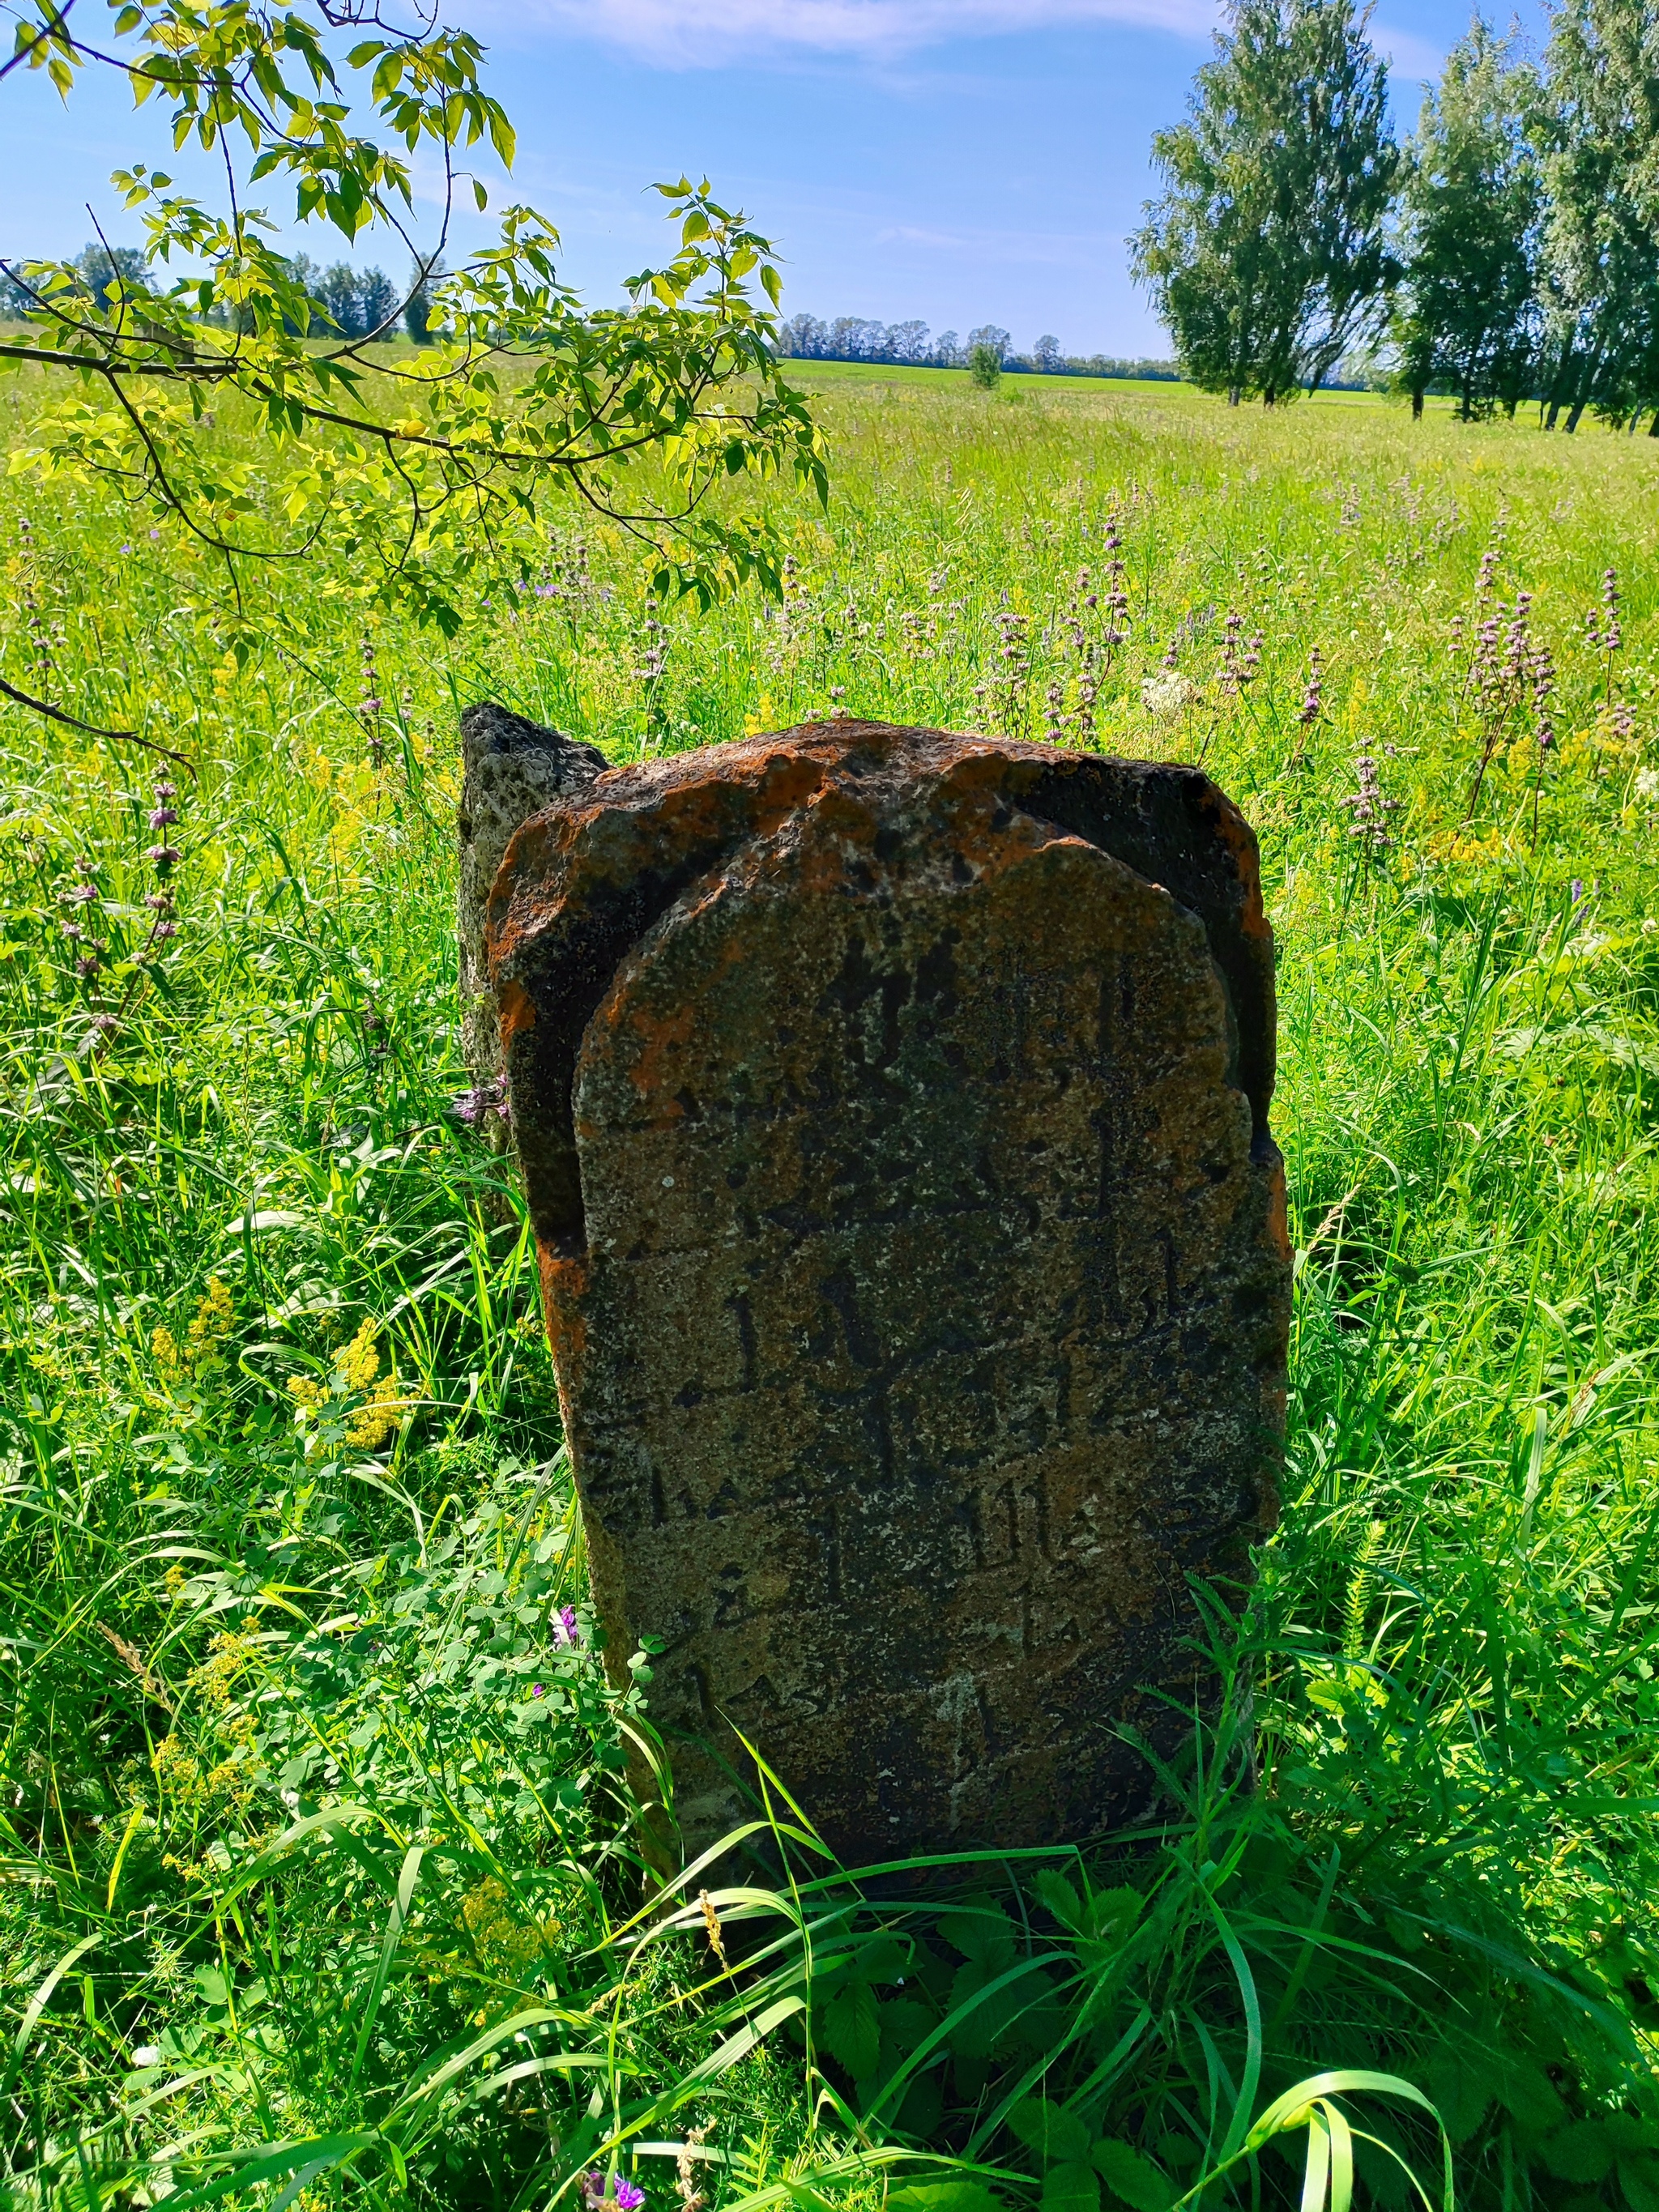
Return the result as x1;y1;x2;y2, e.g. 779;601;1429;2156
636;594;669;751
1585;566;1624;710
359;631;385;769
1342;750;1401;865
979;601;1031;738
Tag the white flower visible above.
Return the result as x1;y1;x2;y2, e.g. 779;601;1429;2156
131;2045;161;2069
1634;765;1659;800
1141;671;1202;719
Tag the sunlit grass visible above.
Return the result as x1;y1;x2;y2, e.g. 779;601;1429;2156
3;373;1659;2211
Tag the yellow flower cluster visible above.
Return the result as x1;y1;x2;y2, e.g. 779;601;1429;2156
288;1315;406;1451
151;1277;235;1393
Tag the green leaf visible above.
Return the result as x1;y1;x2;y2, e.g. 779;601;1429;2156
1034;1869;1085;1931
821;1980;880;2078
1091;2141;1171;2212
1545;2123;1614;2184
1620;2153;1659;2212
889;2187;1006;2212
1010;2098;1094;2166
950;1901;1018;1970
1040;2165;1101;2212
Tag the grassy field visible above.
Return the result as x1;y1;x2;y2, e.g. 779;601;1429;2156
5;368;1659;2212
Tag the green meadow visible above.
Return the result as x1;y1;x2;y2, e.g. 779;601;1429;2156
6;364;1659;2211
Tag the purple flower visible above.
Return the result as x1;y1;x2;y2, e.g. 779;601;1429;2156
148;528;160;541
120;543;132;555
152;780;176;800
450;1078;510;1129
614;2183;645;2212
554;1605;581;1647
531;1681;545;1698
149;806;178;831
77;953;101;979
147;845;181;872
151;919;177;941
1572;878;1585;905
144;891;174;911
583;2175;608;2210
65;882;99;906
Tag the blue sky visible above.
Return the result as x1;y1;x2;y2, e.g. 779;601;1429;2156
3;1;1539;356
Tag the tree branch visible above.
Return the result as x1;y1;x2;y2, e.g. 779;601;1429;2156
0;671;197;774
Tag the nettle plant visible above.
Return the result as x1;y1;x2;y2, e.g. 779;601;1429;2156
0;0;828;748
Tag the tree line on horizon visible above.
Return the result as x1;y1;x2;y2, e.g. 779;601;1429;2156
1132;0;1659;431
772;316;1193;381
0;248;449;345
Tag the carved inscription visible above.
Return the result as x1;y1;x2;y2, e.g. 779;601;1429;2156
489;722;1290;1862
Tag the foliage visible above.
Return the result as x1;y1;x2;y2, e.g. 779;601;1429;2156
6;366;1659;2211
1535;0;1659;433
0;0;827;720
1129;0;1398;405
968;344;1003;390
1391;22;1542;421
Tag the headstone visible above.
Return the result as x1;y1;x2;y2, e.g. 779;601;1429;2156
487;719;1290;1865
457;703;607;1141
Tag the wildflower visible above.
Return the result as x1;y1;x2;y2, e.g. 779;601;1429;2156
1297;647;1324;730
553;1605;580;1647
1141;670;1201;720
1341;752;1401;863
531;1681;545;1698
147;845;181;872
360;632;385;766
148;803;178;831
676;2129;710;2212
451;1077;510;1128
1635;767;1659;801
615;2184;645;2211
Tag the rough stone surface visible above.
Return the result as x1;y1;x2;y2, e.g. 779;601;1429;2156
458;702;608;1133
488;721;1290;1865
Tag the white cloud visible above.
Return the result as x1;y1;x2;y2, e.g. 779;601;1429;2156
874;219;1115;267
489;0;1215;67
1373;20;1447;83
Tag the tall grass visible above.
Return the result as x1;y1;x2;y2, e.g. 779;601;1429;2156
3;365;1659;2212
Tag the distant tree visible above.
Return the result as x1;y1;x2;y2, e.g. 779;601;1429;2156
1392;20;1542;420
71;242;153;313
318;262;365;336
887;318;931;363
1535;0;1659;433
0;265;36;318
776;313;819;357
279;253;325;335
404;252;448;344
1032;333;1063;371
967;323;1011;364
968;342;1003;388
359;268;398;339
934;330;964;367
1130;0;1399;404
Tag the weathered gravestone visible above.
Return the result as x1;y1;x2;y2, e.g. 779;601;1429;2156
457;702;608;1140
484;717;1290;1865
